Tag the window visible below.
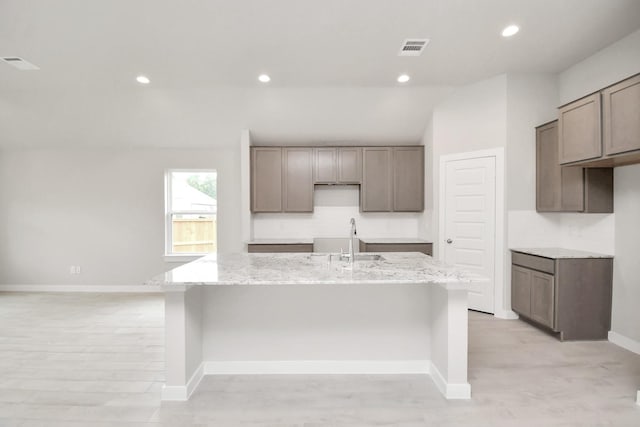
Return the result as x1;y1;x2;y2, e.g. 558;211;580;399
165;170;217;256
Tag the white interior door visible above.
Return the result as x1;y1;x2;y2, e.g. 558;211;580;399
443;156;496;313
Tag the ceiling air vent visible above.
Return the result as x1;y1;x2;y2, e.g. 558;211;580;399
398;39;430;56
2;57;40;70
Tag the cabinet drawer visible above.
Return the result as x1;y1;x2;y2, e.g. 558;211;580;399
248;244;313;253
511;252;555;274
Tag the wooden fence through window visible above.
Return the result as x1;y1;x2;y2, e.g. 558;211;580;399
172;217;216;253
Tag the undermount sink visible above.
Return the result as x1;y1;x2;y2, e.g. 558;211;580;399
348;254;385;261
308;253;385;262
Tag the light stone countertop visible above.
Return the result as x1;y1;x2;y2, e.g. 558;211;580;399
511;248;614;259
150;252;486;291
358;238;432;244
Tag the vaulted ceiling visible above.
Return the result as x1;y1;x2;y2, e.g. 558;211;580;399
1;0;639;148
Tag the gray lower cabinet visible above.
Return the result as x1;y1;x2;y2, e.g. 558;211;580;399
511;251;613;341
251;147;283;213
248;243;313;253
361;146;424;212
536;120;614;213
359;241;432;256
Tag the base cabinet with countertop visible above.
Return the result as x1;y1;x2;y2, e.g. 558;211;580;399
511;249;613;341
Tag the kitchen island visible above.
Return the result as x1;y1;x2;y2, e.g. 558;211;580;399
150;252;485;401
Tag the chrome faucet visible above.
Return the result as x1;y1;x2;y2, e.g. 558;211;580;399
348;218;357;264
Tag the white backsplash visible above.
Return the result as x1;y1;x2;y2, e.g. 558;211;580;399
252;186;423;240
508;210;615;255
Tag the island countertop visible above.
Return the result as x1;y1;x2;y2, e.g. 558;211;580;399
150;252;486;291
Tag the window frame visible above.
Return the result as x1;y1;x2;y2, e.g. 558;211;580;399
164;168;217;261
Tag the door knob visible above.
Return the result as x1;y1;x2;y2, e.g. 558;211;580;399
446;239;453;244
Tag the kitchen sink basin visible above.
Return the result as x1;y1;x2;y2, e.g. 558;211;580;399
308;253;385;262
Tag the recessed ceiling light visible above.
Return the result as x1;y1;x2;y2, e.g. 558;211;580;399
136;75;150;84
501;25;519;37
258;74;271;83
397;74;410;83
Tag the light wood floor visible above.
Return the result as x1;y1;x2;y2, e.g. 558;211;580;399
0;292;638;426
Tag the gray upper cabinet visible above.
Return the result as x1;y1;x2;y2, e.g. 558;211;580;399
603;73;640;156
558;93;602;164
337;147;362;183
536;120;613;213
283;147;314;212
313;148;337;183
536;121;584;212
361;147;393;212
361;146;425;213
555;73;640;168
251;147;282;213
313;147;362;184
252;145;423;213
393;146;424;212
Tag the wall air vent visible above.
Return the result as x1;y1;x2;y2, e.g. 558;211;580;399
398;39;430;56
2;57;40;70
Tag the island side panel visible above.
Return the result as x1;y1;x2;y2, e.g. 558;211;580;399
428;285;470;399
163;287;203;401
200;284;432;366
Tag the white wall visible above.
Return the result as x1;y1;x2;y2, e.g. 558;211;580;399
429;71;618;316
430;74;508;314
612;165;640;343
0;147;241;286
557;27;640;344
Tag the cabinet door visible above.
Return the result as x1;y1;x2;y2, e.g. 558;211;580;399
558;93;602;164
393;147;424;212
361;147;392;212
511;266;532;318
531;270;555;329
251;147;282;213
536;122;563;211
337;147;362;183
603;74;640;156
314;148;337;183
283;147;314;212
537;121;585;212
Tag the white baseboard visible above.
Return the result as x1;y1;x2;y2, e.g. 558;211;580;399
161;360;471;401
203;360;432;376
494;309;519;320
429;362;471;399
0;284;162;293
161;362;205;401
608;331;640;355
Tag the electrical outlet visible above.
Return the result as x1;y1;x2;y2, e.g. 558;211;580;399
76;266;81;275
69;266;75;275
